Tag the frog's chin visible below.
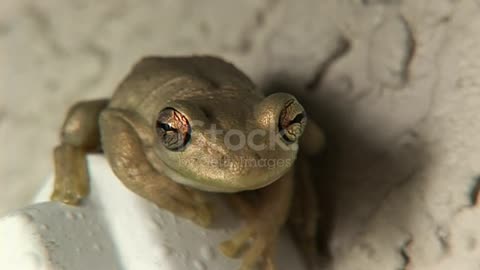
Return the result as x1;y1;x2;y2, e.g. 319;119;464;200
161;164;282;193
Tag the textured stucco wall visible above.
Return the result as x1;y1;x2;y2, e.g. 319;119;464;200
1;0;480;269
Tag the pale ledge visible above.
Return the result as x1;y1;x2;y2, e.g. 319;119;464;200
0;155;306;270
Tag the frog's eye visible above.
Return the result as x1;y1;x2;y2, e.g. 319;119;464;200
278;100;307;144
156;108;191;151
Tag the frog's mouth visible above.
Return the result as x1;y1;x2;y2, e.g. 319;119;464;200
160;160;286;193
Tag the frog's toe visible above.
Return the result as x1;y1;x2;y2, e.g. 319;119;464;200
219;227;253;258
189;191;213;226
51;188;84;205
238;235;276;270
220;225;278;270
193;202;213;227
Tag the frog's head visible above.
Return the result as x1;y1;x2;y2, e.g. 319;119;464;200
153;92;307;192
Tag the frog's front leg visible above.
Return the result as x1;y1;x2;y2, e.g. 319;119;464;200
51;99;109;205
220;169;294;270
289;120;327;269
99;108;212;227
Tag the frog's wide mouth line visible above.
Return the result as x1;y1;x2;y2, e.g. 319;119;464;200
160;158;285;193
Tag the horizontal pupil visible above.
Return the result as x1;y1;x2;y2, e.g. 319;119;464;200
288;113;305;126
160;123;173;131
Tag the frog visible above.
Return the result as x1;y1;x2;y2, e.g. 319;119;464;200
51;56;325;270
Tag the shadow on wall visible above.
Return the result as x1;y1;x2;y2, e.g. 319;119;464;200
264;75;430;265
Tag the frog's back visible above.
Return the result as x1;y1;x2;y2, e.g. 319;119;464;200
109;56;258;112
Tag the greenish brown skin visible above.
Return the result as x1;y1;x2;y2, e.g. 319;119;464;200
51;56;325;270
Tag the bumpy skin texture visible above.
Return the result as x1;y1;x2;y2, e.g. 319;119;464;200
51;56;325;270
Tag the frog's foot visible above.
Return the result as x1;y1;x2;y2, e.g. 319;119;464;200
168;198;212;227
220;222;278;270
51;144;89;205
192;206;212;227
159;186;213;227
185;191;213;227
219;172;293;270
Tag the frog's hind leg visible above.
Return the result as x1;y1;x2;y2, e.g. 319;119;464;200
288;155;326;269
51;99;109;205
219;170;294;270
289;120;329;269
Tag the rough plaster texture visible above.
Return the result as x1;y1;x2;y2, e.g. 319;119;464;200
1;0;480;269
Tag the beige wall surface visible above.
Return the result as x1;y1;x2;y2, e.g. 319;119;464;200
1;0;480;269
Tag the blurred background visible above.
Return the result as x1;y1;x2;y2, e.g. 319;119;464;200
2;0;480;269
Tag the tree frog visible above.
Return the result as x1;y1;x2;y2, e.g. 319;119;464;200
51;56;325;270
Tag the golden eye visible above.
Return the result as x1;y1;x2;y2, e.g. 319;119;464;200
278;99;307;143
156;108;191;151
